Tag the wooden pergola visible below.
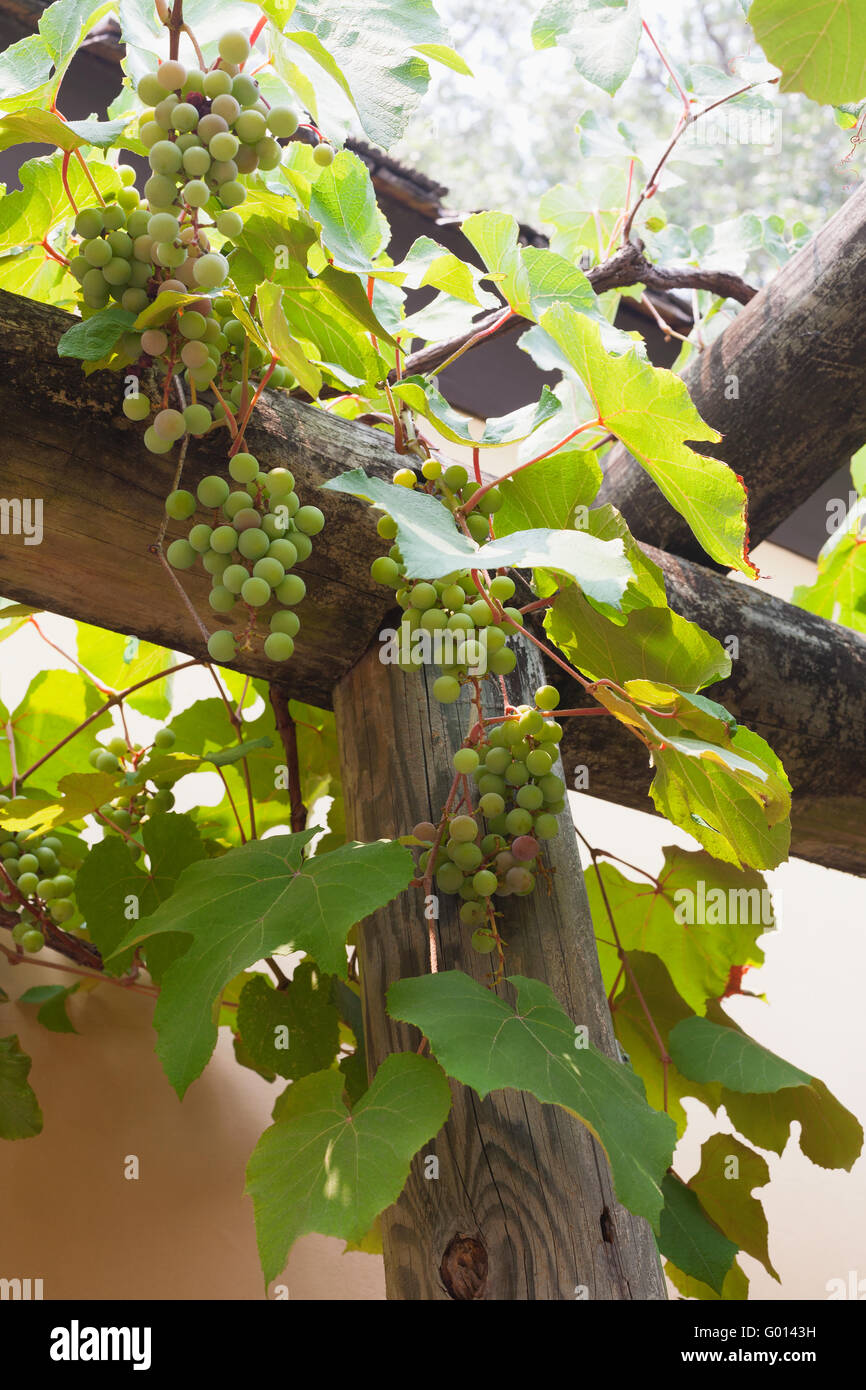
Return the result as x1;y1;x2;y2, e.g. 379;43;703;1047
1;0;864;1304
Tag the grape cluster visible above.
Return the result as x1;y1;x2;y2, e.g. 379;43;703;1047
89;728;178;842
67;29;332;450
413;687;566;954
0;797;80;953
369;460;521;698
163;453;324;664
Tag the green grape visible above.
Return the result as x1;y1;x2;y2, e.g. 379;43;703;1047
473;869;498;897
149;139;183;175
483;746;511;776
193;252;229;288
18;853;39;873
290;532;313;562
449;815;477;843
180;179;209;208
218;180;246;209
525;748;553;778
49;899;74;924
270;610;300;637
267;105;300;137
179;310;207;340
151;728;175;751
505;808;533;837
184;403;212;435
117;186;140;212
235;109;266;142
432;675;460;704
209;130;239;161
516;784;544;811
488;574;515;601
264;632;294;661
17;872;39;895
224;491;252;520
144;427;173;455
313;143;335;167
241;577;271;607
155;241;185;269
123;393;151;421
203;68;232;98
231;74;259;107
471;928;497;953
444;464;468;490
539;774;565;801
164;489;196;520
197;475;230;508
172;101;199;132
467;512;489;543
376;514;398;541
106;229;134;258
209;586;236;613
253;557;284;588
478;486;503;516
216;209;243;238
489;647;516;675
189;524;214;552
151;789;175;812
219;29;250;64
83;238;112;267
157;59;186;91
266;538;296;566
449;841;483;872
293;506;325;536
438;584;463;611
20;929;45;953
207;630;236;662
275;573;305;605
534;814;559;840
202;551;230;576
238;529;270;561
460;901;486;928
447;612;473;633
121;288;149;314
503;761;528;788
221;564;248;595
420;608;448;633
167;538;196;569
370;556;401;587
436;862;463;894
409;582;437;611
209;525;238;554
141;327;168;357
421;457;441;480
182;145;211;177
36;844;61;868
36;877;58;900
537;720;563;744
229;452;258;483
479;792;505;818
197;113;229;143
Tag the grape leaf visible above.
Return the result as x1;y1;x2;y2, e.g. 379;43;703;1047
0;1035;42;1139
792;521;866;636
0;671;112;791
308;149;390;273
0;152;121;259
384;235;498;307
688;1133;779;1281
658;1172;737;1296
74;627;173;719
0;109;128;154
392;376;563;448
492;450;603;534
133;291;206;330
413;42;472;75
257;282;323;398
750;0;866;104
75;811;208;976
0;772;121;834
538;303;756;574
532;0;643;95
110;831;414;1095
322;468;633;608
246;1051;451;1282
0;0;116;110
57;306;136;360
387;970;676;1230
283;2;451;148
17;983;80;1034
590;680;792;870
669;1015;813;1093
585;847;770;1015
236;965;340;1081
666;1258;750;1301
721;1077;864;1171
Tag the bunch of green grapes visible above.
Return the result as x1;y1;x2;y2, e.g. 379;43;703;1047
412;687;566;953
0;797;81;953
163;454;324;663
89;728;178;841
369;461;523;700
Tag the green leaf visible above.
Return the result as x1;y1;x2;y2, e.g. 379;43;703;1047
586;847;770;1016
387;970;676;1231
669;1015;812;1093
207;736;273;767
308;149;390;273
0;109;130;154
689;1133;778;1281
393;377;562;448
750;0;866;104
532;0;642;95
246;1052;451;1283
111;833;414;1095
75;812;208;976
0;1035;42;1139
257;282;323;398
284;1;451;148
74;627;173;718
236;964;340;1081
591;682;791;870
792;522;866;636
722;1077;864;1171
0;771;120;834
666;1257;750;1301
0;151;121;259
1;671;111;790
0;0;115;110
538;304;756;574
322;468;633;608
133;291;203;330
658;1172;737;1296
492;451;603;534
412;42;472;75
57;306;136;361
18;983;79;1034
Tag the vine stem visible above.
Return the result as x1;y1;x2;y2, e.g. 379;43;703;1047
42;237;71;267
5;720;18;795
459;418;602;515
60;152;78;215
28;616;113;694
4;660;203;793
420;771;462;975
269;685;307;832
426;307;513;379
230;356;277;456
0;937;159;997
641;19;691;117
73;149;106;207
205;664;256;840
574;826;671;1110
151;546;212;645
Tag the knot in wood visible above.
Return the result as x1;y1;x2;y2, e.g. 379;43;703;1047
440;1233;488;1301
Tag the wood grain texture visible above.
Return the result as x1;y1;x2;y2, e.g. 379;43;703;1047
334;637;667;1300
597;184;866;566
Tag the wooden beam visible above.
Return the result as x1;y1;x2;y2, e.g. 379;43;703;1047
334;635;667;1299
2;289;864;876
596;185;866;564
